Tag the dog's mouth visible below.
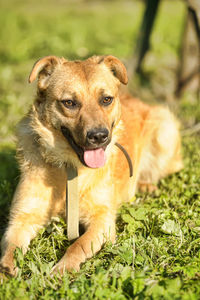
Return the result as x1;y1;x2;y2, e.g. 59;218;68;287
61;126;109;168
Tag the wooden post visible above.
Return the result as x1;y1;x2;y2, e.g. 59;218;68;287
176;0;200;99
133;0;161;73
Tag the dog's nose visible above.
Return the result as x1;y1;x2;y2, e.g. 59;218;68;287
86;128;109;146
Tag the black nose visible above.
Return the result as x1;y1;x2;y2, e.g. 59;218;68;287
86;128;109;146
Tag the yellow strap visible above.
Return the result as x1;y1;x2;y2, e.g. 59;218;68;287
66;166;79;241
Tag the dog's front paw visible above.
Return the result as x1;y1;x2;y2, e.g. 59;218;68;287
51;257;80;276
51;243;86;275
0;263;15;280
51;229;113;276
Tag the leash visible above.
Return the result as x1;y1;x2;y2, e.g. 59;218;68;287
66;143;133;241
66;166;79;241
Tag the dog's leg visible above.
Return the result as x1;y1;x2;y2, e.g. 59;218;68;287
52;207;116;274
0;165;66;276
0;218;44;277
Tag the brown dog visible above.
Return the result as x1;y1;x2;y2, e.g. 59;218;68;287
0;55;182;276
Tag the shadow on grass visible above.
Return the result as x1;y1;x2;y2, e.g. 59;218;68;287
0;147;19;239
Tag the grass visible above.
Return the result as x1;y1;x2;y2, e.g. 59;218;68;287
0;0;200;299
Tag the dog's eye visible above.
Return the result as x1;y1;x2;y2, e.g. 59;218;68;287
102;96;114;106
61;100;77;109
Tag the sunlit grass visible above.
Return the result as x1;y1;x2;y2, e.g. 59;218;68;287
0;0;199;299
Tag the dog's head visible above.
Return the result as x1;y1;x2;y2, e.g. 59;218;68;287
29;55;128;168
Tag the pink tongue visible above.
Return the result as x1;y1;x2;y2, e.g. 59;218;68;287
83;148;106;168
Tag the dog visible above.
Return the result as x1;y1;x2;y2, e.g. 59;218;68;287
0;55;183;276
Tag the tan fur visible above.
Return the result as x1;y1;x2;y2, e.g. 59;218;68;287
0;55;183;276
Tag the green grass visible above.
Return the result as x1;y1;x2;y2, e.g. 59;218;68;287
0;0;200;299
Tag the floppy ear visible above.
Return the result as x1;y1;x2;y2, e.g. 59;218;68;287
102;55;128;85
29;55;61;90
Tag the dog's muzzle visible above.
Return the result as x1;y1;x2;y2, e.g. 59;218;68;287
61;126;110;168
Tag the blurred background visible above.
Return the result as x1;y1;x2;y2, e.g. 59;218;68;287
0;0;199;145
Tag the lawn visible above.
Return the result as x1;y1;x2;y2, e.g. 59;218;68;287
0;0;200;299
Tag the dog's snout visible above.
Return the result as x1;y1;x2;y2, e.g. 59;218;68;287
86;128;109;146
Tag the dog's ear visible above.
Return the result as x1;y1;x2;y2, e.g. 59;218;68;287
29;56;62;90
101;55;128;85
